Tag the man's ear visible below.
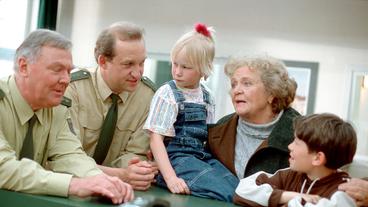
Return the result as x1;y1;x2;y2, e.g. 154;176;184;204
312;151;327;166
17;57;29;77
98;55;107;69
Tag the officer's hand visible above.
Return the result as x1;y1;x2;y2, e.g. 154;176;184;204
68;173;134;204
126;157;156;191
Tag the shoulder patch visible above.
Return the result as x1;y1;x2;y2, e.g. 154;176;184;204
0;88;5;100
71;70;91;82
60;96;72;107
141;76;157;92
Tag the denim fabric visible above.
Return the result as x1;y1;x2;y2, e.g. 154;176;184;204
156;80;239;202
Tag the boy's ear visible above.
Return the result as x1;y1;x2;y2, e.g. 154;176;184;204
312;151;326;166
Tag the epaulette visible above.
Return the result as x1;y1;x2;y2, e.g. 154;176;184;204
60;96;72;108
0;88;5;100
141;76;157;92
70;69;91;82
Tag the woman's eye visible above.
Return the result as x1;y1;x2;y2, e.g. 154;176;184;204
243;81;253;87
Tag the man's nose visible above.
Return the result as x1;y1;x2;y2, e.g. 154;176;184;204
59;70;70;84
131;68;142;79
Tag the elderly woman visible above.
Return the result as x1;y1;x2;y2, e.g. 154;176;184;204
208;55;300;179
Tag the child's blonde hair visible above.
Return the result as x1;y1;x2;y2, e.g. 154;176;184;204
171;23;215;79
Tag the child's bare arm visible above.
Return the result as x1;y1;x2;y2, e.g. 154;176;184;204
150;133;190;194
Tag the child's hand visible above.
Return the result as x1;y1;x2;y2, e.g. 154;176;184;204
300;194;321;204
280;191;321;204
166;176;190;194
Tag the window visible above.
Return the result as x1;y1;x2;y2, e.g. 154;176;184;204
284;60;319;115
0;0;39;78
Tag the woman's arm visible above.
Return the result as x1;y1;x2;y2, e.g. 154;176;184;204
150;133;190;194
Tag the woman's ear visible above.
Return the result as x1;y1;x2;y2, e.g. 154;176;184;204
312;151;327;166
267;95;274;104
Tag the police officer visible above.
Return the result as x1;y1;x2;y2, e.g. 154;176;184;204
65;22;157;191
0;29;133;204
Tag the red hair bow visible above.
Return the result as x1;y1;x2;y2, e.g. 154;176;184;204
195;23;211;38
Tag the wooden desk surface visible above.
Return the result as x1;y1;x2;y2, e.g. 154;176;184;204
0;186;239;207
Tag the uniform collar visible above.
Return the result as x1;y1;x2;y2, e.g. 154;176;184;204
9;75;42;125
95;67;129;103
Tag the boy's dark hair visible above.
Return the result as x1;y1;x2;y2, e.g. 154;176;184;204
293;113;357;169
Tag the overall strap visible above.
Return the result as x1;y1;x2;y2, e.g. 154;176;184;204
167;80;185;103
200;84;210;104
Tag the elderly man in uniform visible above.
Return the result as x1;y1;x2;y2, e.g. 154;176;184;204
65;21;157;191
0;29;133;204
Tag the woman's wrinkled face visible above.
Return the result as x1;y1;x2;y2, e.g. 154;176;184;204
230;66;273;123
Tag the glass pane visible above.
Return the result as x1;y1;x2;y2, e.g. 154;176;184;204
349;73;368;157
0;0;38;78
287;67;311;115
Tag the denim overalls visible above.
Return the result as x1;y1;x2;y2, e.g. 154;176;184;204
155;80;239;202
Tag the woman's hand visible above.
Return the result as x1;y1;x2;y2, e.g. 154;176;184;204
339;178;368;207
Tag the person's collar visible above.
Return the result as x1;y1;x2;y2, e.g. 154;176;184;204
96;67;128;102
9;75;42;125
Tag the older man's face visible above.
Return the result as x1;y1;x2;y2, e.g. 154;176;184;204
24;46;73;109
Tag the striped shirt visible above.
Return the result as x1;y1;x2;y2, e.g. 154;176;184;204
144;81;215;137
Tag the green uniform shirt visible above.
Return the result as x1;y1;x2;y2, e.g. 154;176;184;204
0;75;102;197
65;68;155;167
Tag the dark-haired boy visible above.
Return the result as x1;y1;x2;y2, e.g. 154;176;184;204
234;113;357;207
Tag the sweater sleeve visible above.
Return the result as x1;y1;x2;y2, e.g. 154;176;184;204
234;169;291;207
234;171;276;206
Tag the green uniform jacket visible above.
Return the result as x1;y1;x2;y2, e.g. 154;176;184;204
208;107;300;178
0;76;101;197
65;68;155;167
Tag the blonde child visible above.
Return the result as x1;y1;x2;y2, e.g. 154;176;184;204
143;23;239;202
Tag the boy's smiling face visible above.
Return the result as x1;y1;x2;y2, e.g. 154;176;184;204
288;136;317;173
